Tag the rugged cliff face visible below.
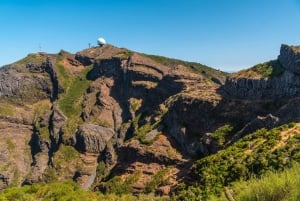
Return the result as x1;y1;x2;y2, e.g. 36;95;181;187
223;44;300;99
1;44;300;195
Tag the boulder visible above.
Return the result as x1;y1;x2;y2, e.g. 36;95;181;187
75;124;115;153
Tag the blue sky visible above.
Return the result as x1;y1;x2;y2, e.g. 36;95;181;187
1;0;300;72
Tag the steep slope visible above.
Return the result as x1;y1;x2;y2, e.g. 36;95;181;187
0;45;228;193
1;44;300;200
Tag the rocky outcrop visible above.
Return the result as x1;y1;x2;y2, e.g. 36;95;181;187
75;124;115;154
223;71;300;99
163;95;221;155
0;66;52;102
49;106;66;150
0;122;33;189
75;45;125;66
223;44;300;99
230;114;280;143
0;54;66;103
43;57;64;101
87;58;123;80
278;44;300;74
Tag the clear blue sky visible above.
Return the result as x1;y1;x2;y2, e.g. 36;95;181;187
1;0;300;72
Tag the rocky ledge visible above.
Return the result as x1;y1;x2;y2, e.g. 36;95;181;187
223;44;300;99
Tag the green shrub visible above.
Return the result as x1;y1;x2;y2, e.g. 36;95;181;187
233;163;300;201
193;123;300;197
211;124;234;146
59;145;78;161
101;172;140;195
144;168;169;193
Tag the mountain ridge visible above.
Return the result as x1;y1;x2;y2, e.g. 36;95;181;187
1;44;300;200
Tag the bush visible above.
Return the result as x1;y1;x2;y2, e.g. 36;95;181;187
193;123;300;197
211;124;234;146
233;163;300;201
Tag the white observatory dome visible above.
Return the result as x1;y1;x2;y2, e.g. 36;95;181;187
97;37;106;46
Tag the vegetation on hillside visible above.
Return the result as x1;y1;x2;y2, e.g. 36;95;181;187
145;54;228;82
173;122;300;200
54;55;93;140
15;53;45;66
232;163;300;201
232;60;284;78
0;180;169;201
2;47;300;201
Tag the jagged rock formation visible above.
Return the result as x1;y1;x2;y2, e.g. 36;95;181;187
75;124;115;153
278;44;300;74
1;44;300;195
223;44;300;99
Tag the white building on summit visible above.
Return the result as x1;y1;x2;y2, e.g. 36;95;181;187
97;37;106;47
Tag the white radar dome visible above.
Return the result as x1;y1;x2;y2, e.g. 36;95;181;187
97;37;106;46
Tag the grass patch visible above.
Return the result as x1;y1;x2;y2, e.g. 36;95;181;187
233;60;284;78
16;53;44;65
59;145;78;161
55;57;93;139
145;54;228;81
232;163;300;201
6;139;15;150
101;172;141;195
33;100;52;141
0;104;14;116
251;60;284;77
0;180;169;201
132;112;162;145
52;145;82;179
58;66;92;117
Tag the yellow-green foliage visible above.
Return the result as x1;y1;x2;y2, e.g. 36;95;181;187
232;163;300;201
6;139;15;150
0;180;98;201
250;60;284;77
144;168;170;193
53;145;79;166
133;111;163;145
52;145;82;178
57;65;92;117
59;145;78;161
101;172;141;195
192;123;300;197
55;58;92;139
145;54;228;81
61;116;83;141
16;54;44;65
211;124;234;146
33;100;51;119
0;180;169;201
0;104;14;116
233;60;284;78
33;100;52;141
